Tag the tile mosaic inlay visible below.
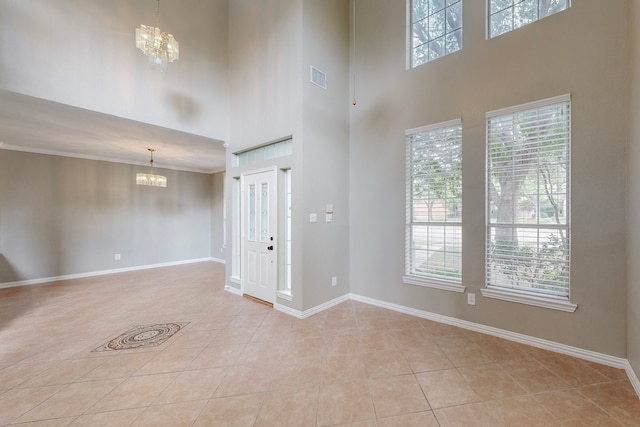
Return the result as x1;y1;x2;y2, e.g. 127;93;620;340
93;323;189;352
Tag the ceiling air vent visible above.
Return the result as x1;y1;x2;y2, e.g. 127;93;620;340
310;66;327;89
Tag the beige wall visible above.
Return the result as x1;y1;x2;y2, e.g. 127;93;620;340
349;0;628;357
0;150;213;283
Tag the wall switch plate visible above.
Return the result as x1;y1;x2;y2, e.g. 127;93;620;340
331;276;337;287
326;213;333;222
114;254;121;261
467;292;476;305
309;213;317;223
326;204;334;213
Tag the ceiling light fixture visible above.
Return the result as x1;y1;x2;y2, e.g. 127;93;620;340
136;148;167;187
135;0;179;72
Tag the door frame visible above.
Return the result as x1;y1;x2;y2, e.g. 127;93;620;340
239;166;278;303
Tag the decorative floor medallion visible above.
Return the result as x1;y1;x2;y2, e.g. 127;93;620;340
93;322;189;352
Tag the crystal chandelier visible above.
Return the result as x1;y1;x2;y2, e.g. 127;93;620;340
135;0;179;72
136;148;167;187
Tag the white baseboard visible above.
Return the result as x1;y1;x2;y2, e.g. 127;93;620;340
274;293;350;319
210;257;226;264
0;258;216;289
224;285;242;297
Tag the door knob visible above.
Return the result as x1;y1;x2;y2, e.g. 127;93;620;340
267;245;274;251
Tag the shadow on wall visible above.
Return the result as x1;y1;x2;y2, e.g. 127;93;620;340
0;253;19;284
167;92;201;122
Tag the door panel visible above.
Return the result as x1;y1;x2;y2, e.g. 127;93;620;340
242;169;277;304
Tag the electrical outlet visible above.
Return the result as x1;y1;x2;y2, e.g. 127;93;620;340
331;276;337;287
114;254;121;261
467;292;476;306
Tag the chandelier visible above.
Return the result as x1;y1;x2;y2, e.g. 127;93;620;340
135;0;179;72
136;148;167;187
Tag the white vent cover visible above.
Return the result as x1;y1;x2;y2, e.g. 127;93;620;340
310;66;327;89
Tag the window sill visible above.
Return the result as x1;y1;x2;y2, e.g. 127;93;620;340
403;276;465;293
276;290;293;301
480;287;577;313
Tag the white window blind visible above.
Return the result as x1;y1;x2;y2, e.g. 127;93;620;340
406;119;462;284
486;95;570;299
488;0;570;39
409;0;463;68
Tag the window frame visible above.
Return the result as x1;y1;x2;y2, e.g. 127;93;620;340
487;0;571;39
403;118;465;293
407;0;463;69
481;94;576;312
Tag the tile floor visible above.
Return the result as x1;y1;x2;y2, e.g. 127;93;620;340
0;261;639;426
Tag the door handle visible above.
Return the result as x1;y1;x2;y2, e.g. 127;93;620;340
267;245;274;251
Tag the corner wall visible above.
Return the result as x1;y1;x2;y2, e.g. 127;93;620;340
0;150;213;283
627;0;640;380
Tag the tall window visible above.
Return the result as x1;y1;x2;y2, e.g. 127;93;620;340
409;0;463;68
405;119;462;287
488;0;570;39
486;95;570;301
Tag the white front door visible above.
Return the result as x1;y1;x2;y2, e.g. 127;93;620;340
242;169;277;304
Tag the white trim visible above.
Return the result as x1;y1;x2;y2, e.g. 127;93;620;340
224;285;242;296
626;360;640;397
405;118;462;136
229;275;241;286
403;275;465;293
276;290;293;301
486;93;571;118
480;287;577;313
349;293;627;371
210;257;226;264
0;258;215;289
274;293;350;319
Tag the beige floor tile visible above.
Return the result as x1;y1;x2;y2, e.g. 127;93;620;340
130;399;207;427
498;357;571;393
269;356;321;390
212;327;257;345
0;384;64;425
250;324;292;343
392;327;435;348
188;343;244;369
536;354;610;386
474;335;530;362
153;367;228;404
534;389;610;424
236;340;285;364
165;329;219;349
80;352;157;381
86;373;177;413
317;381;375;426
483;395;559;426
322;354;368;384
284;336;325;359
134;347;203;375
578;381;640;426
189;315;236;331
68;408;144;426
0;361;58;390
403;346;454;373
213;362;273;397
324;332;365;355
193;393;265;427
10;417;76;427
369;374;430;418
415;369;480;409
433;402;499;427
363;350;412;378
227;313;267;329
21;357;106;387
376;411;440;427
255;385;319;427
458;363;527;400
17;379;122;423
438;341;493;368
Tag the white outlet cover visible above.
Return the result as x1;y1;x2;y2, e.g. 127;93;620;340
310;213;317;223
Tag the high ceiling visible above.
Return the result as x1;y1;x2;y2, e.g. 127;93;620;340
0;0;229;173
0;90;226;173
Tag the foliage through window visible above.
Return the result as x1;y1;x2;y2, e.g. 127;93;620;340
488;0;570;38
406;120;462;283
486;95;570;298
409;0;463;68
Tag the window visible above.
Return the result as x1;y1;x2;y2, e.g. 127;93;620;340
488;0;570;39
485;95;572;310
405;119;463;291
409;0;463;68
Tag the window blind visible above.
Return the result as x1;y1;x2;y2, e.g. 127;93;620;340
486;95;570;298
406;119;462;283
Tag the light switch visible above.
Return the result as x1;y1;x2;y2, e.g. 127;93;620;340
325;204;334;213
309;213;317;223
326;213;333;222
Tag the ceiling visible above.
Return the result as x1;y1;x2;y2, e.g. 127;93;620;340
0;90;227;173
